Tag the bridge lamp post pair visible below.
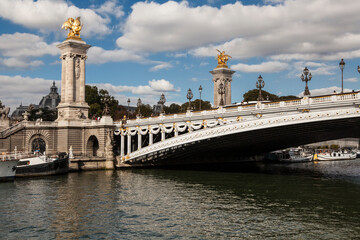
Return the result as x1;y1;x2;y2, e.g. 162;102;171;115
301;67;312;96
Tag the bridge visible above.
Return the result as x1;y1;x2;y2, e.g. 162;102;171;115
1;29;360;170
114;93;360;167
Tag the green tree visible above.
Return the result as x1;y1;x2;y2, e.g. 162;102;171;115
243;89;279;102
278;95;300;101
163;103;182;114
136;104;153;117
29;108;57;121
85;85;119;119
192;99;212;111
243;89;300;102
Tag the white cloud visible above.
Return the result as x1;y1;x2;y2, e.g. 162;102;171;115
92;79;180;96
0;75;60;112
297;86;353;97
289;61;337;78
94;0;124;19
116;0;360;62
0;33;59;58
149;62;173;72
0;0;112;37
0;32;58;68
0;57;44;69
231;61;289;73
344;77;358;83
87;46;145;64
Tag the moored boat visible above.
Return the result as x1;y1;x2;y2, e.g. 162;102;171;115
314;151;356;161
0;156;19;181
266;148;313;163
16;152;69;177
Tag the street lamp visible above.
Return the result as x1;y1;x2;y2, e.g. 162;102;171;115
339;58;345;94
127;98;130;119
199;85;203;110
186;88;193;110
158;93;166;113
256;75;265;101
300;67;312;96
218;83;225;106
137;98;142;117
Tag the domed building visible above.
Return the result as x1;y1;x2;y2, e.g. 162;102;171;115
38;81;60;110
11;81;61;121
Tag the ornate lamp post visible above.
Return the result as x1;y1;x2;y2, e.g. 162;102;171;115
300;67;312;96
339;58;345;94
256;75;265;101
137;98;142;117
127;98;130;119
218;83;225;106
159;93;166;113
187;88;193;110
199;85;203;110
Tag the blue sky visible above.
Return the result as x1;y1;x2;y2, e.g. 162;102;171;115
1;0;360;112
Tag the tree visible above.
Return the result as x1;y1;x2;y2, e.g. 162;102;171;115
192;99;212;111
243;89;300;102
85;85;119;119
136;104;153;117
243;89;279;102
29;108;57;121
163;103;181;114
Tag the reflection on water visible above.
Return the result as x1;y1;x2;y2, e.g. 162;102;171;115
0;160;360;239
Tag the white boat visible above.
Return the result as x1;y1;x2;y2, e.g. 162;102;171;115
0;153;20;181
16;152;69;177
266;148;313;163
315;151;356;161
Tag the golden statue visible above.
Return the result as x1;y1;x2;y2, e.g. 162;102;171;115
216;49;231;68
62;17;82;39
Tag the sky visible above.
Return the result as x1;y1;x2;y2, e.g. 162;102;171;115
1;0;360;112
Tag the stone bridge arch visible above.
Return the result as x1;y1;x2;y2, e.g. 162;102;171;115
25;129;51;154
86;135;99;157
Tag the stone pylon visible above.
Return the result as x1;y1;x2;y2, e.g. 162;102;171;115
210;67;235;108
56;39;91;123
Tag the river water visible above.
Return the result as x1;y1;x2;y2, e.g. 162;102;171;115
1;160;360;239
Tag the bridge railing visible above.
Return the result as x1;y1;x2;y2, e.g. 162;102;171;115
116;91;360;126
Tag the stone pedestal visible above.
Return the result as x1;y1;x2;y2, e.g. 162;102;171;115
210;67;235;108
56;39;91;123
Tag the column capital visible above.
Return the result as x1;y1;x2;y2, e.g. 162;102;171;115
80;55;88;60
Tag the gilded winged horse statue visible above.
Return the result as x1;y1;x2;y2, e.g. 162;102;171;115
62;17;82;39
216;49;231;68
